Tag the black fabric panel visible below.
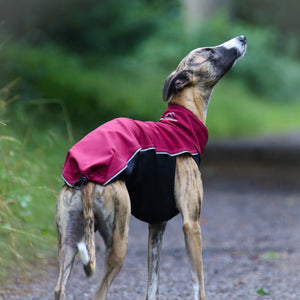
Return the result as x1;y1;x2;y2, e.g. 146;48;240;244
116;150;201;224
124;150;178;224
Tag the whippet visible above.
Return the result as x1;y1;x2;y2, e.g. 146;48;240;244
55;35;247;300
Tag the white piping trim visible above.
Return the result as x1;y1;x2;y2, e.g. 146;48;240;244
103;147;142;185
140;147;198;156
63;147;200;187
104;148;199;185
61;174;74;188
156;150;198;156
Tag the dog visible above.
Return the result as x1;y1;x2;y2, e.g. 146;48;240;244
54;36;247;300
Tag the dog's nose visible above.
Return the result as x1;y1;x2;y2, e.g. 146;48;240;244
238;35;247;44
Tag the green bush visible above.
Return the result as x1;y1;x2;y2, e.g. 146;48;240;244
0;0;179;56
207;79;300;138
0;13;300;136
0;41;169;134
231;24;300;101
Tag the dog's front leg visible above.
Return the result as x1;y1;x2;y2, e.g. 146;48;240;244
145;222;167;300
175;156;206;300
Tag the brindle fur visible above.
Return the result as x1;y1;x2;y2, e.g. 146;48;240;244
55;36;246;300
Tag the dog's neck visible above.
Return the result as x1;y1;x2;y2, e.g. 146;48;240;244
169;87;213;125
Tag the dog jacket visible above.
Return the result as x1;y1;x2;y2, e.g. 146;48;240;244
62;105;208;224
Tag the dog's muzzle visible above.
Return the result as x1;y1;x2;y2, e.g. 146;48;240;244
221;35;247;57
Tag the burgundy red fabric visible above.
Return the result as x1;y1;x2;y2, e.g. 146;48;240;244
62;105;208;223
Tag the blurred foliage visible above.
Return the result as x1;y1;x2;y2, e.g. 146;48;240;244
232;0;299;42
229;24;300;101
136;13;300;101
0;42;168;133
207;79;300;137
0;0;181;132
0;0;179;56
0;10;299;135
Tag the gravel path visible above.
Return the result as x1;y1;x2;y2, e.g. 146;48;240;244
2;161;300;300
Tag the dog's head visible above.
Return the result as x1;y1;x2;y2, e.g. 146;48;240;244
163;36;247;102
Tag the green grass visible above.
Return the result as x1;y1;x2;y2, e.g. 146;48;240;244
0;135;64;278
0;139;69;281
0;94;72;280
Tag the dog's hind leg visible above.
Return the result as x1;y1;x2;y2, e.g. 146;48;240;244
93;181;131;300
145;222;167;300
54;239;78;300
175;155;206;300
55;186;83;300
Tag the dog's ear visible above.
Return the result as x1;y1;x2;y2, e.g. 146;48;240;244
162;70;192;102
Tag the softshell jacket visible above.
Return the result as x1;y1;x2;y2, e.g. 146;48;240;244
62;105;208;224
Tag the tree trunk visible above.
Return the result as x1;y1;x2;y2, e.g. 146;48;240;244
183;0;231;31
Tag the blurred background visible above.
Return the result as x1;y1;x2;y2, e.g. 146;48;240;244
0;0;300;280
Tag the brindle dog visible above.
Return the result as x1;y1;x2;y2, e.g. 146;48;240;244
55;36;247;300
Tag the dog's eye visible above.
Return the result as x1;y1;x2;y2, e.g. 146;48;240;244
204;48;215;55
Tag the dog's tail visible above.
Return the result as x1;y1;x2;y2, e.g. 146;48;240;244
77;182;96;277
